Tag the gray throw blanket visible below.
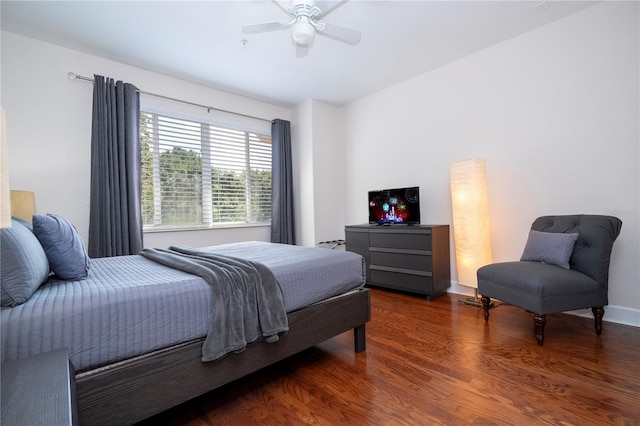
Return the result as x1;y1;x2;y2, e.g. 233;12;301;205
140;245;289;362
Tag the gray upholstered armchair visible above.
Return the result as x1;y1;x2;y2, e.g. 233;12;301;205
477;215;622;346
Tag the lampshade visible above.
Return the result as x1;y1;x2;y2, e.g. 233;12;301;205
10;190;36;222
291;19;315;45
0;107;10;228
450;158;493;288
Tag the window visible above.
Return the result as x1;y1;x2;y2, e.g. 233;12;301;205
140;111;272;230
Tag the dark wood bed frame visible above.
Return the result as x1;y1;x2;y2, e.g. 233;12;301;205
74;288;371;426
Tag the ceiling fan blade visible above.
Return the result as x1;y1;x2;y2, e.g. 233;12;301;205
315;0;349;20
317;22;361;45
241;21;291;34
273;0;294;16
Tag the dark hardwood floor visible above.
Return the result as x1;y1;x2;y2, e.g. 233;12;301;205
137;288;640;425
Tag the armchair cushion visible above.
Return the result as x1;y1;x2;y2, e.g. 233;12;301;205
478;261;603;314
520;230;578;269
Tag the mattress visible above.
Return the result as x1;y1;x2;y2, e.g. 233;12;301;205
201;241;366;312
1;242;365;371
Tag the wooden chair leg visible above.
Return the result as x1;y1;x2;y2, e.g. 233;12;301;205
592;306;604;336
534;314;546;346
481;295;491;321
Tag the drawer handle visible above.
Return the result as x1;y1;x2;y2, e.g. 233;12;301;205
370;265;433;277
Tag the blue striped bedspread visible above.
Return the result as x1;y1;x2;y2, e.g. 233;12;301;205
1;242;365;371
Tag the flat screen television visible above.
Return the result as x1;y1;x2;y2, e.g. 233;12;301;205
368;186;420;225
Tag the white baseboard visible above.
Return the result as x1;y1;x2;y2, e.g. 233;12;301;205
567;305;640;328
447;283;640;328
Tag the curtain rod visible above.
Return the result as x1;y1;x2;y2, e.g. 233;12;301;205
67;72;273;124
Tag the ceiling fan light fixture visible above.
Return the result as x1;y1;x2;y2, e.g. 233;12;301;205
291;20;315;45
243;1;360;50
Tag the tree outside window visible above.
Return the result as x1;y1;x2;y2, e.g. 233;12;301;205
140;111;271;229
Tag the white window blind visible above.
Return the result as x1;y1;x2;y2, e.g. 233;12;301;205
140;111;272;229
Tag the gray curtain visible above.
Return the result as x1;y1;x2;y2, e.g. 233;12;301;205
88;75;143;258
270;119;295;244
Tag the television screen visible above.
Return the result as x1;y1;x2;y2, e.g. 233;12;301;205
368;186;420;225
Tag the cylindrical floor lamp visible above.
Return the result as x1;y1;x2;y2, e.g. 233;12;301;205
450;158;493;306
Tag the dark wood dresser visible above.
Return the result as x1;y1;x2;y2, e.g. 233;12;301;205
345;224;450;300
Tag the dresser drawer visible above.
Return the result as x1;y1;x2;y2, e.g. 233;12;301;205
345;230;369;252
370;249;432;271
370;232;431;250
370;269;433;294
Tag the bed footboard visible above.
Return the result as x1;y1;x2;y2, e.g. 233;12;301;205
75;288;370;426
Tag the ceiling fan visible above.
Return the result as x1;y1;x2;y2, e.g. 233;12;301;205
241;0;361;51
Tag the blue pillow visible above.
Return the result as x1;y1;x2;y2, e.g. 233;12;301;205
521;230;579;269
32;214;90;280
1;218;51;307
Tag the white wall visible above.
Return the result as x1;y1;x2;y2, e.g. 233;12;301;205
1;31;290;248
308;100;346;245
291;100;315;246
343;2;639;324
292;99;346;247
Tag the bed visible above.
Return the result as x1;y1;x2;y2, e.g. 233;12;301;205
1;217;370;425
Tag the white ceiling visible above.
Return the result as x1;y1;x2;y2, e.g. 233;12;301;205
1;0;598;107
